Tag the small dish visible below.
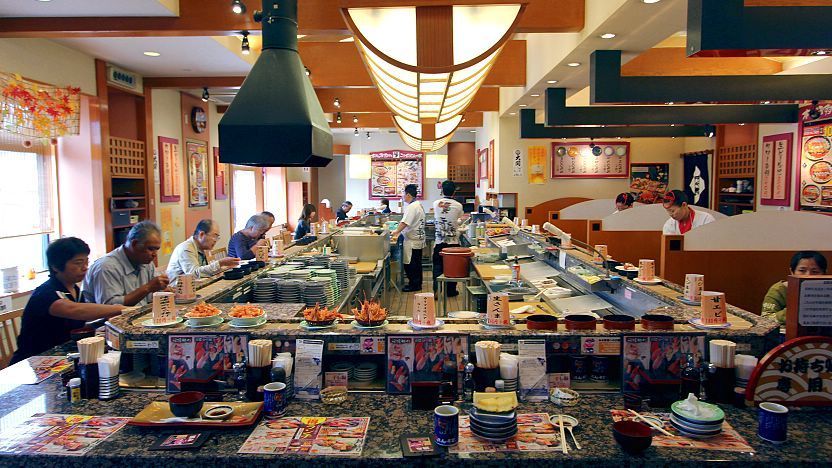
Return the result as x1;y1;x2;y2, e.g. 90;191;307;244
407;319;444;330
141;317;184;328
175;294;203;305
202;405;234;420
613;421;652;454
550;414;579;428
448;311;482;319
479;320;516;330
634;277;663;285
351;320;388;329
228;316;268;328
688;318;732;330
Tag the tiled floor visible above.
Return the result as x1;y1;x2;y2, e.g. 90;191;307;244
388;271;470;317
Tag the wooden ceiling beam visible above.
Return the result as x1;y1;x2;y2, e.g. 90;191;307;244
0;0;582;38
621;47;783;76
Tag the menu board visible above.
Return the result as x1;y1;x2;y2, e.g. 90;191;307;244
369;150;424;200
158;136;181;203
799;121;832;212
0;414;129;456
238;417;370;456
551;142;629;178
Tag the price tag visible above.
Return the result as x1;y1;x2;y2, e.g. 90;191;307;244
126;340;160;349
327;342;359;352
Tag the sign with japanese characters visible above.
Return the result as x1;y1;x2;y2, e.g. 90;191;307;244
746;336;832;406
799;279;832;327
760;133;793;206
551;142;629;178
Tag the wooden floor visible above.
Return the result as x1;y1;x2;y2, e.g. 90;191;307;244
388;270;469;317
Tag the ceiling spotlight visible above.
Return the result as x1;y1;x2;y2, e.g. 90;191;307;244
761;100;771;105
461;115;466;122
334;98;341;109
809;100;821;120
547;80;558;84
600;33;616;39
567;62;581;67
666;102;674;105
336;112;342;124
354;128;359;137
811;50;830;56
353;115;358;124
531;93;540;97
704;125;715;138
519;104;528;107
241;31;250;55
509;112;517;116
201;87;210;102
231;0;246;15
304;67;311;77
616;137;622;140
642;0;661;3
366;132;371;140
738;123;746;126
143;51;160;57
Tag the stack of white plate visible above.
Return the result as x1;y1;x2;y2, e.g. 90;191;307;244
252;278;277;302
306;265;325;271
330;362;354;378
314;269;340;301
502;378;518;393
302;281;328;308
330;259;349;292
289;269;312;282
98;375;120;400
353;362;377;383
277;279;303;303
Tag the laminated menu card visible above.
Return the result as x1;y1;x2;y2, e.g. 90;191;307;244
294;339;324;400
5;356;71;384
610;410;753;453
450;413;562;454
238;417;370;456
518;339;548;401
0;414;129;456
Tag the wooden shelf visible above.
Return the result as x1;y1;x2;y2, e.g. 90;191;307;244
111;207;146;212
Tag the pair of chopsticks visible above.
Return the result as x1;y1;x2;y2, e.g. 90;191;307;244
628;409;674;437
557;414;569;455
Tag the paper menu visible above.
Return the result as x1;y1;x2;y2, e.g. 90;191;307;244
518;340;548;401
294;339;324;400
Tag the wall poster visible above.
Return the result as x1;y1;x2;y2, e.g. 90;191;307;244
797;101;832;213
213;147;227;200
760;133;793;206
368;150;424;200
527;145;546;184
477;148;488;188
683;152;711;208
551;142;629;178
186;140;209;207
629;163;669;204
158;136;180;202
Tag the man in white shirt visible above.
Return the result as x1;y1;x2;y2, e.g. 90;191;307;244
167;219;240;281
432;180;464;296
662;189;716;235
391;184;425;292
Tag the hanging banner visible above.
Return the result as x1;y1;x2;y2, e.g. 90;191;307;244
0;72;80;138
683;152;711;208
512;149;524;177
527;145;546;184
760;133;793;207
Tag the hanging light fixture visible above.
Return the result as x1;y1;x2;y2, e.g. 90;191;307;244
348;154;372;179
231;0;246;14
201;87;210;102
354;127;359;137
353;115;358;124
241;30;251;55
334;98;341;109
336;112;342;124
342;3;526;151
366;131;372;140
426;153;448;179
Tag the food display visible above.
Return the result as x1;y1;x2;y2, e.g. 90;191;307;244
229;304;265;318
805;136;831;160
800;121;832;212
185;303;221;318
303;304;342;324
803;185;821;203
810;161;832;184
351;300;387;325
368;150;423;200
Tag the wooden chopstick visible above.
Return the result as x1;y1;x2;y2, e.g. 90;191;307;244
628;409;674;437
558;414;569;454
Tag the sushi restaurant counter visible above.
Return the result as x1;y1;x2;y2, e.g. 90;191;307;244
0;367;830;467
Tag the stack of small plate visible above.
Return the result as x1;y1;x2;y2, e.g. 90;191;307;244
290;269;312;282
306;265;325;272
348;266;357;286
252;278;277;302
502;378;518;393
330;259;349;292
314;269;340;302
311;255;331;268
302;282;328;308
669;399;725;439
98;375;120;400
468;406;518;442
353;362;377;383
277;279;303;303
330;362;355;379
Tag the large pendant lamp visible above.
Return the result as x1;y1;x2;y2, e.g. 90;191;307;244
342;3;526;151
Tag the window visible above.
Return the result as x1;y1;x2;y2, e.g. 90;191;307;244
232;167;257;232
264;167;288;226
0;142;57;272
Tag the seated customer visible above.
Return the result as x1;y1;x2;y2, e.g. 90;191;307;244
294;204;317;240
762;251;828;325
228;214;270;260
380;198;392;214
11;237;124;364
167;219;240;281
661;189;715;235
259;211;276;240
336;201;353;221
83;221;169;306
614;192;634;213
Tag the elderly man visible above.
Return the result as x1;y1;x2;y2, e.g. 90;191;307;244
228;214;270;260
260;211;276;239
167;219;240;281
82;220;170;306
336;201;353;221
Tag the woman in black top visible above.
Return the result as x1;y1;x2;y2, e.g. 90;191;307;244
380;198;392;214
294;204;317;240
11;238;124;364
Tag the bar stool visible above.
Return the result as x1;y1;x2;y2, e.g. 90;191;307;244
435;274;472;317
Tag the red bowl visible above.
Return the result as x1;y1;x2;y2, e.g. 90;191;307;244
526;314;558;330
604;315;636;330
564;314;597;331
169;391;205;418
641;314;675;330
613;420;653;454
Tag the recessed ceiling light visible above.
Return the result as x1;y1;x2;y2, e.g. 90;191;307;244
530;94;540;97
642;0;661;3
143;51;161;57
738;123;746;126
231;0;246;15
509;112;517;116
297;34;307;39
546;80;558;84
567;62;581;67
600;33;616;39
519;104;528;107
470;130;477;133
339;37;355;43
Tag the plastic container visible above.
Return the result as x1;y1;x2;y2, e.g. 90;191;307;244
604;315;636;330
564;314;597;331
440;247;474;278
641;314;675;331
526;314;558;330
69;378;82;403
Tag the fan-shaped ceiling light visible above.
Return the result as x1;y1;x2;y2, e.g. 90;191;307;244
342;3;526;151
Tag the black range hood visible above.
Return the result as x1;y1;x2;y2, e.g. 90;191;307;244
219;0;332;167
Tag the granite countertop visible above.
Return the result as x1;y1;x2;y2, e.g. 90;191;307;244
0;369;829;467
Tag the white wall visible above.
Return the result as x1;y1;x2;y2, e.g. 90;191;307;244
0;39;97;95
208;103;232;239
756;123;800;212
150;89;185;267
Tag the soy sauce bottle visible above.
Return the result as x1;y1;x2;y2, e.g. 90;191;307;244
680;353;701;399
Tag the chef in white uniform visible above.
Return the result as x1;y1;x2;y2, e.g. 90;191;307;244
391;184;425;292
662;189;715;235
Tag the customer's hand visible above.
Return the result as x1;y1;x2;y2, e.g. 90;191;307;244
147;274;170;293
220;257;241;268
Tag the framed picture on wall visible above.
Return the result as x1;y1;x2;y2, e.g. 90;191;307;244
213;147;228;200
186;140;209;207
477;147;488;188
158;136;181;203
368;149;425;200
760;133;793;207
629;163;669;204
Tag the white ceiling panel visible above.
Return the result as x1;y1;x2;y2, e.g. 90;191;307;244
0;0;177;18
